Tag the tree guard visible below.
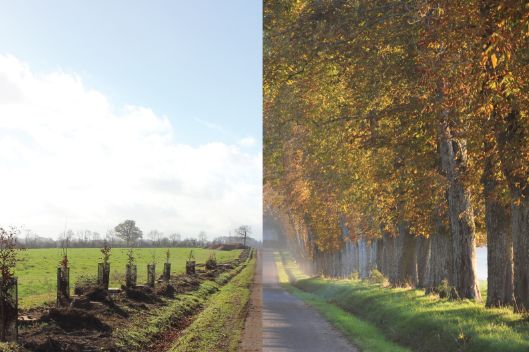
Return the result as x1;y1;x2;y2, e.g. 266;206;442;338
125;264;137;288
186;260;196;275
147;264;155;288
163;263;171;281
98;263;110;291
0;278;17;342
56;267;70;307
206;257;217;270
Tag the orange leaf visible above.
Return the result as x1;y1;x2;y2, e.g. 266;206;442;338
491;54;498;69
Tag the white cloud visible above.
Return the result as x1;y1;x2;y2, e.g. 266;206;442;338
238;136;257;147
0;55;262;240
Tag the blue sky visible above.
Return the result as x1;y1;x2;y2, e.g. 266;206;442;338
0;1;262;239
0;0;262;147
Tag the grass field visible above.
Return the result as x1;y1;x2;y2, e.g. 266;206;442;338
16;247;241;308
278;251;529;352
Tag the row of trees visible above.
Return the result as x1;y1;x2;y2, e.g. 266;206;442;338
264;1;529;311
20;225;253;249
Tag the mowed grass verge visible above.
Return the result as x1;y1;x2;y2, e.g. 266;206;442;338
169;254;255;352
279;251;529;352
273;252;409;352
16;248;241;308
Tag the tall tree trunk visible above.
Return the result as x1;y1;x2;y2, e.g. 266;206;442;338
365;240;372;277
496;109;529;312
394;221;418;287
510;195;529;312
376;238;384;272
359;236;368;279
425;213;452;293
439;120;481;300
482;150;514;307
352;240;360;275
387;235;399;285
416;236;431;289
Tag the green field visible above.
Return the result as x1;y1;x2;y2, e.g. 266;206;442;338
15;247;241;308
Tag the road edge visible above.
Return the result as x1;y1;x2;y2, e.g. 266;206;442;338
238;250;262;352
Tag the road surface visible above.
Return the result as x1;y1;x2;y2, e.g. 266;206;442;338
262;249;357;352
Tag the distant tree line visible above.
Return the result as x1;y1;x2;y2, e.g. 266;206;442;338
18;223;260;249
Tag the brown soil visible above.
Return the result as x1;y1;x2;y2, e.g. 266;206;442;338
238;250;262;352
17;249;250;352
144;315;195;352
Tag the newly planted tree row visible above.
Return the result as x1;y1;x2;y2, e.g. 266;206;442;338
264;0;528;311
0;220;249;348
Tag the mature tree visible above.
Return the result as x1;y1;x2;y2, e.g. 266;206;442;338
114;220;143;246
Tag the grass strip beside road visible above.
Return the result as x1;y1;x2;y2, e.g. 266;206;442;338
274;251;409;352
169;255;255;352
278;251;529;352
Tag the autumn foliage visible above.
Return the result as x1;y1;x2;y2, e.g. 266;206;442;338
264;0;529;310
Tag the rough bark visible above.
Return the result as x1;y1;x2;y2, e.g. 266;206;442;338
482;151;514;307
510;196;529;312
364;240;372;277
439;120;481;300
381;232;393;278
352;240;360;275
425;214;452;293
416;236;431;289
496;109;529;312
359;237;368;279
394;221;417;287
375;238;384;272
386;235;398;285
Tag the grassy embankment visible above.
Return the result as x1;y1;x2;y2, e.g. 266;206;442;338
278;251;529;352
16;248;241;308
169;252;255;352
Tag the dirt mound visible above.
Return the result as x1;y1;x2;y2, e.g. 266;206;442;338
155;282;176;298
23;334;113;352
42;308;111;332
124;286;161;304
85;287;112;302
172;275;201;293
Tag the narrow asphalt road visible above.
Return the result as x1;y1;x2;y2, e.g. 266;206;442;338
262;249;357;352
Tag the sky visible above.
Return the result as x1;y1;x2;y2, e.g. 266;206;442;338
0;1;262;240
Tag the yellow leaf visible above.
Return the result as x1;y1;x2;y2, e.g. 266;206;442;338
491;54;498;69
